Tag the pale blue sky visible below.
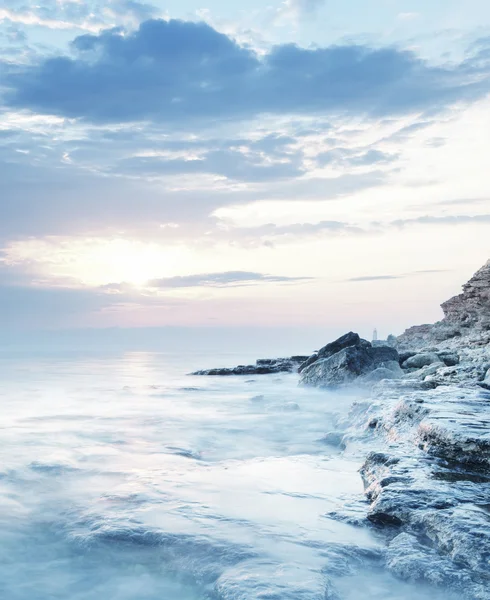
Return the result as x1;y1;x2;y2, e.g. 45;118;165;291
0;0;489;335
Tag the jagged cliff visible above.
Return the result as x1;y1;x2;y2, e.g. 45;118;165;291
442;259;490;328
398;259;490;350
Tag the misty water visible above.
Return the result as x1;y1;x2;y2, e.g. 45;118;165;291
0;351;459;599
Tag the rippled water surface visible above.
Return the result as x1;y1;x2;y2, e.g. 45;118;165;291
0;351;458;599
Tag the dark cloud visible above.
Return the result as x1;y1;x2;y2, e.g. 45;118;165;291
4;18;490;125
149;271;311;288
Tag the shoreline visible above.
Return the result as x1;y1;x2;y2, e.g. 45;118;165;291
192;259;490;599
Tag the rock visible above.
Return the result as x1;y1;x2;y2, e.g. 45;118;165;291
299;333;399;388
359;367;401;385
320;432;346;447
398;351;416;364
403;353;442;369
297;353;318;373
298;331;364;373
370;345;399;364
300;339;399;388
437;351;460;366
300;345;373;387
192;356;305;376
386;533;478;592
398;259;490;351
442;259;490;329
387;334;398;348
403;363;445;381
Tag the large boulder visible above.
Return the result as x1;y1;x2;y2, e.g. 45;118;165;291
403;353;442;369
300;333;399;388
298;331;365;373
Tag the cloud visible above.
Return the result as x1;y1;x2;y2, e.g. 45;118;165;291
215;213;490;247
106;0;159;23
0;7;102;32
346;269;448;283
114;147;305;182
317;147;398;167
391;214;490;227
347;275;401;282
4;18;490;125
148;271;311;288
275;0;326;23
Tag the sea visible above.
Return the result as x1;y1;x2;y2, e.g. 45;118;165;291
0;350;459;599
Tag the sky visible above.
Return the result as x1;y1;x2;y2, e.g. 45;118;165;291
0;0;489;345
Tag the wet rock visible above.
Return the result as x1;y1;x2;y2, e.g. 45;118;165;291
192;356;305;376
320;431;346;448
386;532;478;592
359;366;402;385
373;379;437;393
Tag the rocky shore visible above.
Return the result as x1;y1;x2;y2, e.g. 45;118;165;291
194;259;490;598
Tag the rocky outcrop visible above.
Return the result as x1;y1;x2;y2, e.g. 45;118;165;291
398;259;490;350
298;332;366;373
353;384;490;599
299;333;399;388
192;356;309;376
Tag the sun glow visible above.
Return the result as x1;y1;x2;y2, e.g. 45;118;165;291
4;237;195;287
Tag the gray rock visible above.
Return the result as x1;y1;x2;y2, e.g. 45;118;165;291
298;331;364;373
300;345;373;387
403;363;445;381
386;533;480;593
403;352;442;369
192;356;305;376
359;366;402;385
398;259;490;351
300;333;399;388
438;351;460;366
300;340;399;388
320;431;346;448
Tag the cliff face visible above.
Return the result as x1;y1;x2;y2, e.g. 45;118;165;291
441;260;490;328
398;259;490;350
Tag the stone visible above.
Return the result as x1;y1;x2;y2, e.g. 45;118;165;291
398;351;416;364
359;367;402;385
437;351;460;366
398;259;490;351
300;340;399;388
192;356;305;376
300;345;373;387
298;331;364;373
403;353;442;369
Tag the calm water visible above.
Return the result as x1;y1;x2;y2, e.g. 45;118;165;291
0;351;456;599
